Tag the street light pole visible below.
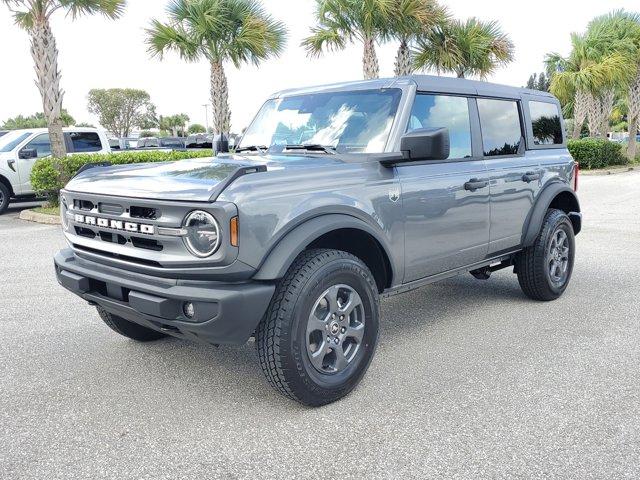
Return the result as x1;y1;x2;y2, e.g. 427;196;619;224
202;104;210;133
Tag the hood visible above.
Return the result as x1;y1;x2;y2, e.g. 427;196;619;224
64;154;346;202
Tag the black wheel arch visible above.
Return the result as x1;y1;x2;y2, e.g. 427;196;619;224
252;214;396;292
522;182;581;247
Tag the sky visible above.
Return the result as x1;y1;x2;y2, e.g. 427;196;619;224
0;0;638;134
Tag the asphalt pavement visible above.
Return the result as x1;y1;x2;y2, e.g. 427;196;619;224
1;172;639;479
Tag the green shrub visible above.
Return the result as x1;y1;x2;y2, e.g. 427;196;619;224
31;150;213;205
567;138;628;170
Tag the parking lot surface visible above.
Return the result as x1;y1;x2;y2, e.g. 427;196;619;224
1;172;639;479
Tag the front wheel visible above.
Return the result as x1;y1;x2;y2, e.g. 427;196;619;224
256;249;380;407
0;182;10;214
516;208;575;301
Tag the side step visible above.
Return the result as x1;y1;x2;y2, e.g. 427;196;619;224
470;259;514;280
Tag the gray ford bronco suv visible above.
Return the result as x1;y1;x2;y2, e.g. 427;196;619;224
55;76;581;406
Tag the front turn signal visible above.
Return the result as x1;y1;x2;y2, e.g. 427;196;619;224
230;216;239;247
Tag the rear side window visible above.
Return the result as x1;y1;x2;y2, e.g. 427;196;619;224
477;98;522;156
68;132;102;152
407;94;472;159
529;101;563;145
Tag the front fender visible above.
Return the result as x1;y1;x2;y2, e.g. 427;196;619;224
253;213;397;283
522;182;581;247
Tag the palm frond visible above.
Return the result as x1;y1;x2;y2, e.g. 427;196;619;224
59;0;126;20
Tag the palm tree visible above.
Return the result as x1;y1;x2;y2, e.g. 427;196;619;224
413;18;514;79
587;10;640;156
302;0;394;80
546;29;633;139
147;0;286;136
388;0;447;77
2;0;125;158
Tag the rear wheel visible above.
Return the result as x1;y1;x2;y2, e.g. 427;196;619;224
256;249;380;407
97;307;167;342
516;208;575;301
0;182;10;214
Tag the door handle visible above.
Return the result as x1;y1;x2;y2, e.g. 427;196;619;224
522;171;540;183
464;178;488;191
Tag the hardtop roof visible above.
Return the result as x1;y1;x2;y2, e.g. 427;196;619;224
271;74;556;102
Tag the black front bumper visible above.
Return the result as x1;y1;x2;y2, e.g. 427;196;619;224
54;249;275;345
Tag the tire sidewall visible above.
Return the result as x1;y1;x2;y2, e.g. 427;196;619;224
542;213;575;296
287;256;379;402
0;183;9;214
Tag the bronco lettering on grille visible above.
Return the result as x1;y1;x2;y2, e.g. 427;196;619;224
73;214;155;235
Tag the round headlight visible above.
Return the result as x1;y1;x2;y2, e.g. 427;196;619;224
183;210;220;257
60;197;69;231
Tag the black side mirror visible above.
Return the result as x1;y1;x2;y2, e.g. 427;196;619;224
400;128;450;161
18;148;38;159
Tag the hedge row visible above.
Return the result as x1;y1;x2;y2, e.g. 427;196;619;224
31;150;213;205
567;138;628;170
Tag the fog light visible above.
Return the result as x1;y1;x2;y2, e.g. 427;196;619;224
183;302;195;319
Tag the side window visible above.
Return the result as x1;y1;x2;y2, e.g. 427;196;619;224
407;94;472;159
529;101;563;145
25;133;51;158
69;132;102;152
477;98;522;156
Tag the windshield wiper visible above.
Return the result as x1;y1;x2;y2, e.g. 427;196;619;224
281;144;337;154
236;145;268;153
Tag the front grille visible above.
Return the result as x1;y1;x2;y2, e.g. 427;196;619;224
130;206;159;220
99;202;124;216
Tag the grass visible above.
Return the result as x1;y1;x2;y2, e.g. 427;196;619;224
33;206;59;216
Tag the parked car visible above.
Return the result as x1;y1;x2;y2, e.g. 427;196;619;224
137;137;186;149
109;137;139;150
0;128;110;213
54;76;581;406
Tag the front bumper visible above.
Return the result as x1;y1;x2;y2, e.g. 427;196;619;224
54;248;275;345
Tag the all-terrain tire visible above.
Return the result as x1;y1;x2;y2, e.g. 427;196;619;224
0;182;10;214
256;249;380;407
97;307;167;342
516;208;575;301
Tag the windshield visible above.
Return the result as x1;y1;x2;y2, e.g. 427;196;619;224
0;131;32;152
239;89;402;154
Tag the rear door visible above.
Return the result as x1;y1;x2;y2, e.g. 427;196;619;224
477;98;542;254
397;93;490;282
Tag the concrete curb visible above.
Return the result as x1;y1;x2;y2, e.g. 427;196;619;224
582;166;636;176
19;209;60;225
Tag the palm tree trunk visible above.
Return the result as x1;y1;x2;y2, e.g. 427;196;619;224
210;60;231;135
598;90;614;139
627;70;640;160
573;90;588;139
362;36;379;80
394;38;412;77
30;17;66;158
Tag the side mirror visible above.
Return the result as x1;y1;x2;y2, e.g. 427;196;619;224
400;128;450;161
18;147;38;159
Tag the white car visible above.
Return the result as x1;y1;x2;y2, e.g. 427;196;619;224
0;127;111;213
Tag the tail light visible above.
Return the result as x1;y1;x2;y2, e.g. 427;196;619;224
573;163;579;191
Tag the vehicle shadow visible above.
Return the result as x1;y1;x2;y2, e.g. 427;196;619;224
118;270;530;408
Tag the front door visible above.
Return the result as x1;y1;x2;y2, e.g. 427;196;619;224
398;93;490;282
17;132;51;194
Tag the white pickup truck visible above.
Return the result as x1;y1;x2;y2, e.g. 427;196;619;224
0;128;111;213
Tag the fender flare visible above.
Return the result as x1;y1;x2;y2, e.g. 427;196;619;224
252;213;396;283
522;182;581;247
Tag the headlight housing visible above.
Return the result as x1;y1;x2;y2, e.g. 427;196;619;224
60;196;69;231
182;210;221;257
